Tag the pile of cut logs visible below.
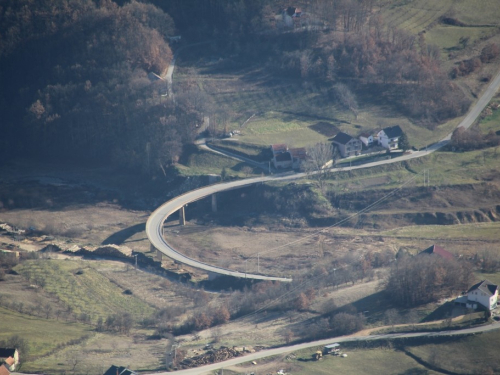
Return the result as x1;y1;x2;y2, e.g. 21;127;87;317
180;347;242;368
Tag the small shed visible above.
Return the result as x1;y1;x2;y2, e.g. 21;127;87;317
324;343;340;354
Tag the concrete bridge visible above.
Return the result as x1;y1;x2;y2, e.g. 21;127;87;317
145;175;294;282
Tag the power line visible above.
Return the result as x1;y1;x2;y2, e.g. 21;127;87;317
254;172;421;259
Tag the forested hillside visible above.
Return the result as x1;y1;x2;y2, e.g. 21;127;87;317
1;0;494;174
0;0;201;173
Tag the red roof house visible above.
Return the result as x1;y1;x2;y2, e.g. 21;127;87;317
418;245;454;260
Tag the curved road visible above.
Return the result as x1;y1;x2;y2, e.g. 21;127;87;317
146;175;294;282
147;59;500;281
149;321;500;375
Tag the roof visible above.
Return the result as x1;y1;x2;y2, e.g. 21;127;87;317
289;147;307;159
275;152;292;162
271;144;288;153
359;132;372;138
332;132;354;145
286;7;301;16
418;245;454;260
103;365;137;375
0;365;10;375
468;279;498;296
381;125;403;138
3;358;13;367
0;349;16;359
324;343;340;348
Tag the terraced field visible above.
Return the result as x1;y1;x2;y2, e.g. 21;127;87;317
381;0;453;33
14;260;155;322
380;0;500;32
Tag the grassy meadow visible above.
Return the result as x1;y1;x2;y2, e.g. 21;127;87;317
406;329;500;374
0;306;92;358
14;259;155;323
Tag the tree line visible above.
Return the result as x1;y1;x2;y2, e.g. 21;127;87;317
385;254;474;307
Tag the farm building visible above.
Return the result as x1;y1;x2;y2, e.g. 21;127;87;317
417;244;454;260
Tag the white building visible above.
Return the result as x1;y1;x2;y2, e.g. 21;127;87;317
467;279;498;311
358;132;374;147
332;132;362;157
377;125;403;150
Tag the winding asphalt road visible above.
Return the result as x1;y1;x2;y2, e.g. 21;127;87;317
149;321;500;375
147;53;500;281
142;49;500;375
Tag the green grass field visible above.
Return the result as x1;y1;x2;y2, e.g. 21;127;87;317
383;0;451;33
478;102;500;134
241;112;329;147
176;146;255;176
331;144;500;191
407;329;500;374
381;0;500;33
276;347;438;375
14;260;155;322
0;306;92;358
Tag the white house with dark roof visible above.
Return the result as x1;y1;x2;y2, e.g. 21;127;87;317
332;132;362;157
377;125;403;150
466;279;498;311
358;132;374;147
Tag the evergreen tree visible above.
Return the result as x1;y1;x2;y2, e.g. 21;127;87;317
399;131;411;151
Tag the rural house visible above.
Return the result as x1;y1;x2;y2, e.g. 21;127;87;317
466;279;498;311
270;144;293;169
358;132;374;147
270;143;288;156
0;349;18;371
289;147;307;169
377;125;403;150
332;132;362;157
0;364;10;375
103;365;137;375
273;152;292;168
417;244;454;260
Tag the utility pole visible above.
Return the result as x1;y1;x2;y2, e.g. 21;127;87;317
257;253;260;273
172;343;180;367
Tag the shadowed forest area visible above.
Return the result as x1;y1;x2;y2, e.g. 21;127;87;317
2;0;494;177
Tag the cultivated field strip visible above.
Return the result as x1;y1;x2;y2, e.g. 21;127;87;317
14;260;155;321
382;0;452;32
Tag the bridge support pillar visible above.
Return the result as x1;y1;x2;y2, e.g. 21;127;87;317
179;206;186;226
156;249;163;262
211;193;217;213
208;272;220;281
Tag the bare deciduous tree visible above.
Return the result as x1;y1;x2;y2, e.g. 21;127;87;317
333;83;359;119
302;142;336;193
